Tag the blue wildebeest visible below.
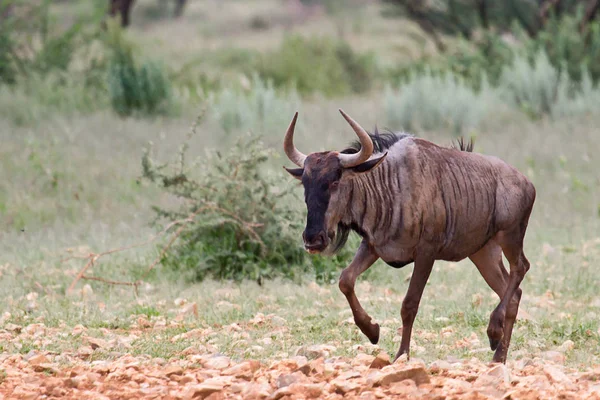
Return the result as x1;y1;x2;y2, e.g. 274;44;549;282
283;110;536;363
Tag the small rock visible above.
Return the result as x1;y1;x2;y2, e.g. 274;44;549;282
77;346;94;357
485;364;510;385
32;363;58;374
352;353;375;367
429;360;451;373
5;323;22;333
223;361;260;380
164;365;184;377
296;344;336;360
395;353;408;364
516;375;551;391
276;372;303;389
558;340;575;352
580;368;600;382
27;354;49;365
295;382;323;398
87;337;109;350
513;358;534;370
72;324;86;335
541;350;565;364
242;382;272;399
203;356;230;370
180;375;196;384
269;387;292;400
375;365;430;386
369;352;391;369
184;382;224;399
332;379;360;394
389;379;419;396
543;365;572;385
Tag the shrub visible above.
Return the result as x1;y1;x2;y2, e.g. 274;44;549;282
208;75;300;136
141;122;347;283
526;13;600;84
0;0;102;85
552;67;600;118
387;32;515;90
499;50;563;118
384;70;496;135
257;35;377;96
105;22;173;116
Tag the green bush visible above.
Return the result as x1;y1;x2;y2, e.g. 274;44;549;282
526;13;600;84
208;75;301;136
0;0;101;85
552;67;600;118
384;70;496;134
257;35;377;96
141;123;347;283
105;23;173;116
499;50;561;118
387;32;514;89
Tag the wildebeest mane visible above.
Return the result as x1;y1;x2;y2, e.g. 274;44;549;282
331;129;410;254
341;129;411;155
452;137;474;152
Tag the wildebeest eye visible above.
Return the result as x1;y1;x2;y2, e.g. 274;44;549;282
330;181;340;190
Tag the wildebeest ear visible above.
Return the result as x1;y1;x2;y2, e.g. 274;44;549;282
284;167;304;180
349;152;388;173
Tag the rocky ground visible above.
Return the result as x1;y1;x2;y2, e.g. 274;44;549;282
2;328;600;400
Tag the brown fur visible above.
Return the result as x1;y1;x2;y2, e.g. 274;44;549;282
287;133;535;363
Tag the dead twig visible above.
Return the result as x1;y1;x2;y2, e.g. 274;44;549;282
65;203;265;293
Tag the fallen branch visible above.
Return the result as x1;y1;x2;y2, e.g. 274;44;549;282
65;203;265;294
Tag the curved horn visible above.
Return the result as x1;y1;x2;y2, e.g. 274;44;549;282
283;112;307;167
337;109;374;168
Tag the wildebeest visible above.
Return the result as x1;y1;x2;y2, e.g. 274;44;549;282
283;110;536;363
109;0;187;27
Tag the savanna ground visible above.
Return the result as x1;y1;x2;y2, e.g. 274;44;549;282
1;0;600;399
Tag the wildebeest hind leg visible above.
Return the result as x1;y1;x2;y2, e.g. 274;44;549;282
339;240;380;344
491;230;530;363
469;239;521;362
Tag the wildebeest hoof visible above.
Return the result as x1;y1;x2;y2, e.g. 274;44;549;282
489;338;500;351
362;323;380;344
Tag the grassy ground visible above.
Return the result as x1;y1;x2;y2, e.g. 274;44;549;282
1;100;599;369
1;0;599;384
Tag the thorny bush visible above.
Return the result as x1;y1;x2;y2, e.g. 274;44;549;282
141;119;350;283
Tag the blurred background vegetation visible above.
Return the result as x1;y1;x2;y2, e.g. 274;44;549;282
1;0;599;287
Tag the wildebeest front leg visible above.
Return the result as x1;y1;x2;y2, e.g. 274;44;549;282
339;240;380;344
395;255;434;361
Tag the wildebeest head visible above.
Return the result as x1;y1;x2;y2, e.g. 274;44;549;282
284;109;388;254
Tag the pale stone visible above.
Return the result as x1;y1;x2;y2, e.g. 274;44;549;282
369;353;391;369
375;365;430;386
184;382;224;399
541;350;565;364
164;365;184;377
203;356;230;370
295;344;336;360
27;354;49;365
